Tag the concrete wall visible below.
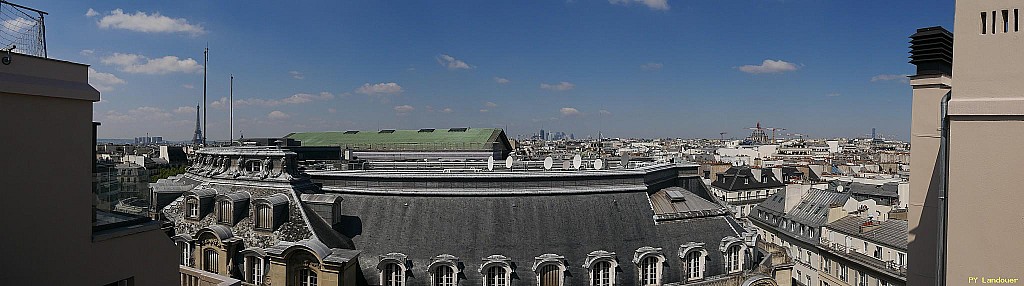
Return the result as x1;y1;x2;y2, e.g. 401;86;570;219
906;74;949;286
0;53;177;285
943;0;1024;284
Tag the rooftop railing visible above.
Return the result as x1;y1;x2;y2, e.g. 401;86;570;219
0;0;46;58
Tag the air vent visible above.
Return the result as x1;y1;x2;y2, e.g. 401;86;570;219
379;129;396;133
666;190;688;202
418;128;436;133
343;130;359;134
448;127;468;132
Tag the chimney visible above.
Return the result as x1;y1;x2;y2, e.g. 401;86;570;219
827;203;847;224
909;26;954;76
859;219;882;233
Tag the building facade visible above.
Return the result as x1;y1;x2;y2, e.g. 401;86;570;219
709;166;785;219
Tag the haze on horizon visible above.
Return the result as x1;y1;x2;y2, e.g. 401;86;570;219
32;0;953;141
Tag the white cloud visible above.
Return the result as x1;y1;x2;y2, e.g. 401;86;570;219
441;108;453;113
211;92;335;108
599;109;612;115
393;105;415;112
289;71;304;80
436;54;473;70
85;8;99;17
101;53;202;74
95;9;206;35
174;106;197;114
182;84;194;89
870;74;909;82
640;62;663;71
560;107;581;116
268;111;290;120
738;59;799;74
541;81;575;91
281;92;335;104
88;68;126;92
609;0;670;11
356;82;404;95
480;109;489;113
80;49;95;56
485;101;498;108
494;77;510;84
826;93;841;97
2;17;35;34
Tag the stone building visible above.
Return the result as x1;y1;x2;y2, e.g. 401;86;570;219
156;146;796;286
709;166;786;219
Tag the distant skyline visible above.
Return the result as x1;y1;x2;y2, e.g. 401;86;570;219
25;0;953;140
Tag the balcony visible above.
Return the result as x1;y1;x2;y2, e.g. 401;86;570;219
819;238;907;278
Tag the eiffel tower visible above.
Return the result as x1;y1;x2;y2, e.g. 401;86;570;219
191;102;203;145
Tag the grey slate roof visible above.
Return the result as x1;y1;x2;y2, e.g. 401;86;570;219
711;166;785;191
650;187;730;221
832;181;899;199
826;216;908;250
337;189;746;286
751;188;850;245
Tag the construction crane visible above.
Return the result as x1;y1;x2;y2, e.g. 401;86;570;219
719;132;728;141
765;127;786;143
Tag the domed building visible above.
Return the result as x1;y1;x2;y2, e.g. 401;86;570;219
156;146;791;286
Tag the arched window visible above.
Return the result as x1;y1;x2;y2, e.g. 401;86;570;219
591;261;612;286
484;266;508;286
584;250;618;286
684;251;702;280
300;267;317;286
639;256;659;286
532;253;566;286
382;262;405;286
203;249;219;273
633;247;664;286
726;245;742;272
433;265;456;286
539;264;560;286
176;241;192;266
218;201;231;224
256;204;272;229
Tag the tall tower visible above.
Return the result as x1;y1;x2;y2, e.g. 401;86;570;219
192;102;203;145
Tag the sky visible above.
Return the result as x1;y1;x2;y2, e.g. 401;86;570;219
14;0;954;141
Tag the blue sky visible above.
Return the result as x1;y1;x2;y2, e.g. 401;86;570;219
20;0;953;141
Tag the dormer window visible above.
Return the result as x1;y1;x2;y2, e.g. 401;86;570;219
633;247;665;286
532;254;566;286
679;243;707;281
216;192;250;226
584;251;618;286
218;201;231;224
480;255;512;286
429;254;460;286
253;194;288;231
187;198;199;219
248;161;262;173
378;253;408;286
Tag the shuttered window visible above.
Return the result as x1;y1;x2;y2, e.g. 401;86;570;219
591;261;612;286
203;249;219;273
540;264;560;286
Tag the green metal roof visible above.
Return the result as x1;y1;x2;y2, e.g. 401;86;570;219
285;128;510;151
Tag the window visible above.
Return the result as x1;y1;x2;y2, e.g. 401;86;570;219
300;268;317;286
874;246;882;259
256;205;273;230
382;263;405;286
726;245;742;273
859;273;868;286
639;256;659;286
187;198;199;219
898;252;906;266
434;265;456;286
246;256;265;285
839;265;848;282
821;256;831;273
485;266;508;286
684;251;703;280
863;242;868;254
218;202;231;224
591;261;612;286
1004;10;1011;33
1015;9;1019;32
203;249;219;273
177;241;192;266
538;264;560;286
983;12;988;34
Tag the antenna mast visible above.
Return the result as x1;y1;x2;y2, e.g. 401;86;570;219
229;74;233;145
202;45;208;145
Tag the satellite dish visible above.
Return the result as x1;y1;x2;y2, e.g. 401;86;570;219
572;154;582;170
543;157;553;170
594;159;603;170
505;156;513;169
487;156;494;171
